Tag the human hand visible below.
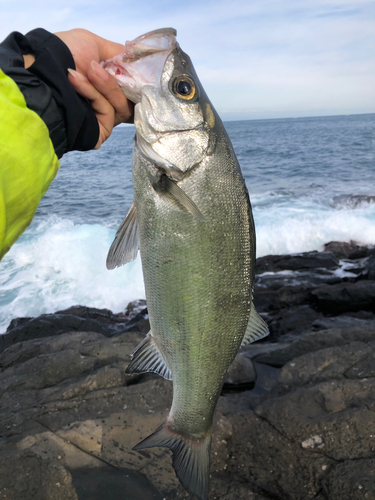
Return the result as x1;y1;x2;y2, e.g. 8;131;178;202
55;29;133;149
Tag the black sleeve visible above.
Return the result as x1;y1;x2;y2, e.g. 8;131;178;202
0;29;99;158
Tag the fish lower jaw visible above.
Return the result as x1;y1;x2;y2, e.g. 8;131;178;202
103;63;133;86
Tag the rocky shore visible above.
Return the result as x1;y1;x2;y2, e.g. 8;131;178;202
0;241;374;500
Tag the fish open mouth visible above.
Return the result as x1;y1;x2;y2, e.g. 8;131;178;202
102;28;177;103
122;28;177;62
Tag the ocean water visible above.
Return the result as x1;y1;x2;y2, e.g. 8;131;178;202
1;113;374;332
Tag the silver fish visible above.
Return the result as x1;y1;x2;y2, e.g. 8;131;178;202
104;28;268;500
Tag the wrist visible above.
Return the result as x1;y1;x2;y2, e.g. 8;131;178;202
23;53;35;68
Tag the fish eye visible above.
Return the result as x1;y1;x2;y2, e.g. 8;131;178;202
173;75;196;100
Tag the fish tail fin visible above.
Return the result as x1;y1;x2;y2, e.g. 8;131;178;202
134;421;211;500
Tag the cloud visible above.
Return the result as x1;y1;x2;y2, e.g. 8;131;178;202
0;0;374;119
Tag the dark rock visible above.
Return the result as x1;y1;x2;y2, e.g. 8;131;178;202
311;315;375;331
275;341;375;394
123;309;150;334
124;299;147;319
251;362;280;395
321;459;375;500
72;468;163;500
267;305;323;339
224;353;256;387
0;450;78;499
217;363;375;499
254;284;313;313
323;240;372;259
1;244;375;499
0;306;143;355
366;249;375;280
244;327;375;367
256;251;339;274
311;280;375;314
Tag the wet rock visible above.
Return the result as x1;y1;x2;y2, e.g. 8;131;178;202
224;353;256;386
255;250;339;274
0;306;136;354
266;305;323;339
0;450;78;500
275;340;375;394
311;280;375;314
124;299;147;319
366;249;375;280
1;244;375;499
244;327;375;367
323;240;372;259
72;468;163;500
321;459;375;500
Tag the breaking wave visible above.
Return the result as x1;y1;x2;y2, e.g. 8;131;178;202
1;114;374;333
330;194;375;210
0;217;145;333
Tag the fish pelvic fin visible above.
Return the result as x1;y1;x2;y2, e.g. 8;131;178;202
106;201;139;269
125;331;172;380
241;301;269;346
134;421;211;500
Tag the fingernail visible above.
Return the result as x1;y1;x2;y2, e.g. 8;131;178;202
67;68;80;79
91;60;108;78
90;60;101;75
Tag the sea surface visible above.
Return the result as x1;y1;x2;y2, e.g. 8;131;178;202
1;113;374;332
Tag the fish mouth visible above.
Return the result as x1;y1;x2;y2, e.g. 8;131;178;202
122;28;177;62
102;28;177;103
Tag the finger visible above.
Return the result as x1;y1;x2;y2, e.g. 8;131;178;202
87;61;134;125
68;69;115;148
90;34;124;61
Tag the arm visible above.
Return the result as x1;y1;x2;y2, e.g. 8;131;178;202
0;28;132;260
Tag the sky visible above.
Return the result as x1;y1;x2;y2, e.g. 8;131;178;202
1;0;374;121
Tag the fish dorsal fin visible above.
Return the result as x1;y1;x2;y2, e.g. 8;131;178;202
155;175;206;222
126;331;172;380
241;302;269;346
106;201;140;269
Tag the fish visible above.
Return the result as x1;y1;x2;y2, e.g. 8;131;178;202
103;28;269;500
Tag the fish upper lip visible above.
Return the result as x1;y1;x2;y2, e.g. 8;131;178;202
122;28;177;63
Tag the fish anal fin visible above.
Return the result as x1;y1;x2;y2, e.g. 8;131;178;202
134;421;211;500
106;201;139;270
126;331;172;380
241;302;269;346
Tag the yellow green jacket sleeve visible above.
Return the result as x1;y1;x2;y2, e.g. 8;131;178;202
0;29;99;260
0;70;60;260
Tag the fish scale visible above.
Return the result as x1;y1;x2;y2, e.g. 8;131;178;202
104;27;269;500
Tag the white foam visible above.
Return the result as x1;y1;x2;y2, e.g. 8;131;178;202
1;196;375;334
0;217;145;333
254;202;375;257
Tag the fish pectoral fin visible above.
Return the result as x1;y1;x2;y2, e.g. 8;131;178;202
154;174;206;222
134;421;211;500
241;302;269;346
126;331;172;380
106;201;140;269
